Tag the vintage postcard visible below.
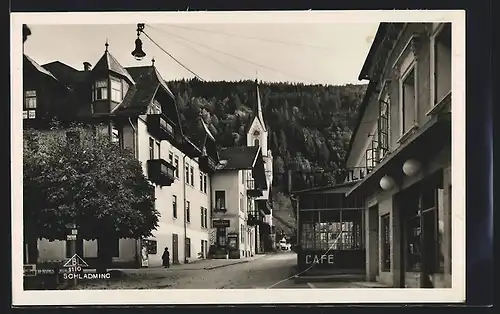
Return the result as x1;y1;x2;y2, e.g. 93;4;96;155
11;10;465;305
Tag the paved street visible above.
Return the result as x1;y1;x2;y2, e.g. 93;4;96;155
71;252;381;290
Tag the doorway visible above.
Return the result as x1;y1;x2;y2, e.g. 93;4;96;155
172;233;179;264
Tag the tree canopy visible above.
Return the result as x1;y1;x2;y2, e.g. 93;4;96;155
23;124;159;242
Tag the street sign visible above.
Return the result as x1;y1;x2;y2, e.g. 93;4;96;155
67;234;77;241
212;219;230;228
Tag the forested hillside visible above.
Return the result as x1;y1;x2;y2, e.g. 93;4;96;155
167;79;366;234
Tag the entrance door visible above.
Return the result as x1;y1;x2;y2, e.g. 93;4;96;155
172;233;179;264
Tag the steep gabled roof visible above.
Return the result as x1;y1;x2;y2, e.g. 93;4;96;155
92;49;135;84
24;55;59;82
217;146;260;170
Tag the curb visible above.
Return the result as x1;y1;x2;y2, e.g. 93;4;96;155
204;260;249;270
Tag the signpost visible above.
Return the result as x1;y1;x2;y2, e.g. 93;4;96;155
65;223;78;286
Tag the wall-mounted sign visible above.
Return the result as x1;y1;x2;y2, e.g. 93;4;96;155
212;219;230;228
344;167;367;183
23;111;28;119
66;234;77;241
143;239;157;255
304;254;335;265
28;110;36;119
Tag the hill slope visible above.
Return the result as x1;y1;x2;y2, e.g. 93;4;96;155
167;79;366;234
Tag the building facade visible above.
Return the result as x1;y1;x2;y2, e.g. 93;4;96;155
22;42;264;267
345;22;452;288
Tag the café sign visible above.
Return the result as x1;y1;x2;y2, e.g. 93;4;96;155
212;219;230;228
304;253;335;265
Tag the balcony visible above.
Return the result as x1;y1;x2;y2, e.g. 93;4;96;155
199;155;217;174
247;212;263;226
146;114;175;141
246;179;263;198
147;159;176;186
256;199;271;215
212;205;227;214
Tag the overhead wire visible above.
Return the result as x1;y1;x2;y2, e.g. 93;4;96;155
160;30;250;79
161;24;333;51
147;25;314;83
141;30;205;81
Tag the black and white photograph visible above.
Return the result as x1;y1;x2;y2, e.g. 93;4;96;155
11;10;465;305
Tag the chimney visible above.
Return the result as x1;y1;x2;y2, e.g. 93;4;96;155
83;62;92;71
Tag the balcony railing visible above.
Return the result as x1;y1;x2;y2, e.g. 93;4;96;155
247;211;263;226
147;114;175;141
246;179;263;198
213;204;227;214
199;155;217;174
147;159;176;187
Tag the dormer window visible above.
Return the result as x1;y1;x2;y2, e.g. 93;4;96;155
93;80;108;101
110;77;123;102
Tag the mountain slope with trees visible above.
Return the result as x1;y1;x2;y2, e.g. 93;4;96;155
167;79;366;234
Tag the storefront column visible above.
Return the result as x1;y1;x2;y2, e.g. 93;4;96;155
391;197;403;287
442;166;452;287
365;204;379;281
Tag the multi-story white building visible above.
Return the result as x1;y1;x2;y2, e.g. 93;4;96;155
22;43;227;267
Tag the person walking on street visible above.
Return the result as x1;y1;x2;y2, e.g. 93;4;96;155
162;247;170;268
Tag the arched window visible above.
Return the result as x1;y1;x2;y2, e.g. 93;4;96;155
254;138;260;147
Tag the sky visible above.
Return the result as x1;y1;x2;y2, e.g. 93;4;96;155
23;23;379;86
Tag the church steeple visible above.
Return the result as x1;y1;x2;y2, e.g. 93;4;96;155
254;79;266;132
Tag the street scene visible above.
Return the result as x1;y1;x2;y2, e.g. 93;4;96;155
17;13;456;297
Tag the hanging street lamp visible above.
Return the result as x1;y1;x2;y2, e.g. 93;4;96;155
131;23;146;61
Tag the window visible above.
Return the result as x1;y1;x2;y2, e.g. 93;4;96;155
431;23;452;107
174;156;179;178
241;170;245;184
200;172;204;191
168;152;174;164
381;214;391;271
201;207;205;228
254;138;260;147
172;195;177;219
24;90;37;109
241;224;245;243
203;174;207;193
378;96;390;159
156;141;161;159
402;180;441;274
240;195;244;212
204;208;208;229
185;201;191;223
400;67;416;135
94;80;108;100
190;166;194;186
201;240;205;258
111;125;122;147
300;209;363;250
215;191;226;210
149;138;155;160
185;237;191;258
110;78;123;102
185;164;190;184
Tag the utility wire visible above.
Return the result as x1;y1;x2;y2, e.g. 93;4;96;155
160;24;333;51
148;25;313;83
164;32;250;79
141;31;205;81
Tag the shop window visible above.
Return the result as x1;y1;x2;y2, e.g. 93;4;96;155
381;214;391;271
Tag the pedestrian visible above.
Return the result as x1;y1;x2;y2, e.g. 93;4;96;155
162;247;170;268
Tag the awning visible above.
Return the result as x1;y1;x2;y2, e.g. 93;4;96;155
346;112;451;197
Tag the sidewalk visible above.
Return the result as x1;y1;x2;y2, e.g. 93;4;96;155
110;254;266;276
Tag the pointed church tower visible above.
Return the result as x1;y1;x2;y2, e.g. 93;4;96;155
247;80;268;156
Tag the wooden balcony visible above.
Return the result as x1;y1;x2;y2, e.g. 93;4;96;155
147;159;176;186
246;179;263;198
212;205;227;214
146;114;175;141
199;155;217;174
247;212;263;226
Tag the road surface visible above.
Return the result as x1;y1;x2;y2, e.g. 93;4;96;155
73;252;312;289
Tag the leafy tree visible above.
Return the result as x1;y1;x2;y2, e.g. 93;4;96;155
23;125;158;269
